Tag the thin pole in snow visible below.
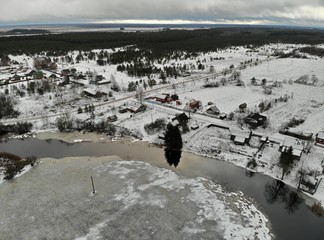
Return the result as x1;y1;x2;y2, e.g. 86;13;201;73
91;176;96;194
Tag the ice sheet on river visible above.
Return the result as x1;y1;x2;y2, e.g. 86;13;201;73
0;156;272;240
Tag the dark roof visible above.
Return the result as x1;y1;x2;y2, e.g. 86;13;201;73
206;105;220;113
96;75;105;81
76;74;86;79
107;115;118;122
61;69;71;76
25;70;36;76
239;103;247;109
247;113;267;121
172;113;189;123
244;113;267;127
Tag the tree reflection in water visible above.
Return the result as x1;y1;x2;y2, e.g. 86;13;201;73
284;191;303;214
264;180;303;214
164;149;182;167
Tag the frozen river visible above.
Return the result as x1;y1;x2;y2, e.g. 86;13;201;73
1;138;324;239
0;157;270;239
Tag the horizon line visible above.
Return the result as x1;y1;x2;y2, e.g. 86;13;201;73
0;20;322;30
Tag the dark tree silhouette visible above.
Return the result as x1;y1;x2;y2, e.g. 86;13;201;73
284;191;303;214
0;55;11;66
264;180;302;214
164;123;183;167
264;180;288;204
165;149;182;167
164;123;183;150
0;93;19;119
278;146;295;180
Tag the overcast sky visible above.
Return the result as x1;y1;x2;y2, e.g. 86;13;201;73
1;0;324;26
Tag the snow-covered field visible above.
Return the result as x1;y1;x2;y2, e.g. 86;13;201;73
0;157;272;240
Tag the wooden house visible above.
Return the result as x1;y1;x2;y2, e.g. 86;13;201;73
244;113;267;128
155;93;171;103
127;102;147;113
189;99;201;110
230;128;252;145
82;88;107;98
279;137;304;159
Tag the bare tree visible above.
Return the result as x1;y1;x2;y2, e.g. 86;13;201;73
56;112;74;132
311;74;319;85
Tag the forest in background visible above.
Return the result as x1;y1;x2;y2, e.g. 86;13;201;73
1;27;324;56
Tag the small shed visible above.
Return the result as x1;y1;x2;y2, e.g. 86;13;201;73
316;132;324;145
205;105;220;115
76;74;86;80
299;175;319;194
118;106;128;114
107;115;118;122
239;103;247;112
190;123;199;130
260;136;268;142
25;70;36;77
219;113;227;120
95;75;105;82
49;73;58;80
12;74;21;81
234;136;246;145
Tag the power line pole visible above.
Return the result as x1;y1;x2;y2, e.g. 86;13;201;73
90;176;96;194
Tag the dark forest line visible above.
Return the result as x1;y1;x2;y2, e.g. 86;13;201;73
1;27;324;55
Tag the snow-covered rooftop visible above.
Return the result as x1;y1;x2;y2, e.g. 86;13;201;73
281;137;304;151
317;131;324;140
234;136;245;144
230;128;251;139
83;88;97;96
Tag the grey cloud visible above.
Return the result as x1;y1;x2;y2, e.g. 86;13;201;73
0;0;324;26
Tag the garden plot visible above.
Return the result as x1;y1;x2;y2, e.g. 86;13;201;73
185;126;256;160
265;84;324;132
186;126;232;156
242;58;324;85
180;85;275;113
